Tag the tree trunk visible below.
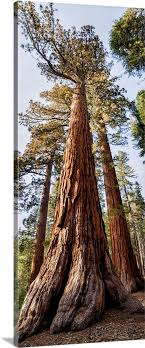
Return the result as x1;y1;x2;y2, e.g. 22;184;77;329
98;121;144;292
133;221;145;277
29;156;54;285
123;186;144;277
132;227;144;276
16;84;144;343
129;218;143;276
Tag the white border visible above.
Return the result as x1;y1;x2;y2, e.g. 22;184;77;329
0;1;144;347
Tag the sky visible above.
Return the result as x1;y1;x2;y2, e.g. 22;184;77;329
18;2;145;197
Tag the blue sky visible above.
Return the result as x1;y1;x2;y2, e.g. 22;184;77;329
18;2;145;196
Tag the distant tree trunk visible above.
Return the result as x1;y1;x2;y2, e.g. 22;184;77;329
132;219;145;277
138;229;145;276
29;156;54;285
132;227;144;276
16;84;144;343
123;186;144;278
98;121;144;292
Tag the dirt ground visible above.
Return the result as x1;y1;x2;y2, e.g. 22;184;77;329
18;291;145;347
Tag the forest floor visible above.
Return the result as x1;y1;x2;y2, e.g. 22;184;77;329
19;291;145;347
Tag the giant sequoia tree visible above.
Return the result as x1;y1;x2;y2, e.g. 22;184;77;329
16;3;144;342
88;73;144;292
98;124;143;292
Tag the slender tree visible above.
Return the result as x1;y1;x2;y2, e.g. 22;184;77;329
29;155;53;284
114;151;145;276
130;182;145;275
17;123;63;274
16;3;144;342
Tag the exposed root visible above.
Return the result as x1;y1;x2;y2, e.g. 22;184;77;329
50;271;104;334
17;228;71;342
50;237;105;334
103;250;145;315
120;295;145;314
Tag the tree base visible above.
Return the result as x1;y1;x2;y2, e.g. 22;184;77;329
16;243;145;343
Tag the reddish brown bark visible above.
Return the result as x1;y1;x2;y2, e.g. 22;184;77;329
29;157;53;285
98;121;144;292
16;84;144;343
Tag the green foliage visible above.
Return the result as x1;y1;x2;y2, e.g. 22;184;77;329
114;151;145;253
14;221;36;323
87;70;130;145
16;84;73;212
14;203;54;319
20;84;72;128
128;182;145;251
131;120;145;159
110;9;145;75
18;2;106;84
136;90;145;125
114;151;135;194
131;91;145;160
132;181;145;219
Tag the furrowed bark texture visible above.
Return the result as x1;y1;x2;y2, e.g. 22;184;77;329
29;157;53;285
16;85;144;343
98;121;144;292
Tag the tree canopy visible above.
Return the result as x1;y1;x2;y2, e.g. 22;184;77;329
110;9;145;75
131;90;145;160
136;90;145;125
18;2;106;84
